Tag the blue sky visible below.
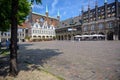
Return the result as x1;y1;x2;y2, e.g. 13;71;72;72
32;0;119;21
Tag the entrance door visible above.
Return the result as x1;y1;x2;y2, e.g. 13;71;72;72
107;31;113;40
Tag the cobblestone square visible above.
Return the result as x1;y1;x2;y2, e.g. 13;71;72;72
19;41;120;80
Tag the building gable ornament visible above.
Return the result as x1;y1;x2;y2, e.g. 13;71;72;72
50;25;55;30
42;21;48;29
33;22;41;28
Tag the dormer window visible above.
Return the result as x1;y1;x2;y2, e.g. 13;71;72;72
112;6;115;9
40;17;44;22
69;19;74;25
98;9;100;13
36;24;38;28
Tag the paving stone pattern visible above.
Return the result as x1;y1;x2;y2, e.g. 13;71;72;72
19;41;120;80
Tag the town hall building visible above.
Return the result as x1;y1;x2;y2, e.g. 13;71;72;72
56;0;120;41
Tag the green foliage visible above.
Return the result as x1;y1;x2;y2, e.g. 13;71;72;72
31;0;42;4
0;0;11;31
25;36;31;40
18;0;30;24
0;0;30;31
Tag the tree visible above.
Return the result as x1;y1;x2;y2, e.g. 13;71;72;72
0;0;30;31
10;0;30;76
10;0;41;76
31;0;42;4
0;0;41;76
0;0;30;76
0;0;11;31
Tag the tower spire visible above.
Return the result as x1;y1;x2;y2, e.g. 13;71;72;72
81;6;84;13
45;4;49;17
57;9;60;17
88;0;90;8
57;9;60;20
46;4;48;13
95;0;98;6
105;0;107;3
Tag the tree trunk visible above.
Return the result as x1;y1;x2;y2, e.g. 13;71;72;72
10;0;18;76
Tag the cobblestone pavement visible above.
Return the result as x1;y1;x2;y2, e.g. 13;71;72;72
19;41;120;80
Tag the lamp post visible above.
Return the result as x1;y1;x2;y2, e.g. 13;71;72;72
118;17;120;40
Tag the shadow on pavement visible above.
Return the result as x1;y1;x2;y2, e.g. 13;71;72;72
0;43;63;78
0;56;9;78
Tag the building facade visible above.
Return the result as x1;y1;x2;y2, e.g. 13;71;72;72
0;5;60;42
56;16;82;40
0;27;26;42
56;0;120;40
27;6;60;41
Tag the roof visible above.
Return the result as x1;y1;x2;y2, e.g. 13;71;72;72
32;12;59;20
57;16;82;28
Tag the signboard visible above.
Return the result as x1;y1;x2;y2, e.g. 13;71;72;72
68;28;72;31
68;28;77;31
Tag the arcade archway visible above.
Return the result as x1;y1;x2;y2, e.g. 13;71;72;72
107;31;113;40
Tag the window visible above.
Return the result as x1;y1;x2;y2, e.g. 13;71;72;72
4;33;7;36
8;33;10;36
98;9;100;13
112;6;115;9
91;25;95;31
112;13;115;17
98;23;104;30
108;22;113;28
40;17;44;22
102;9;104;11
83;26;88;31
36;24;38;28
18;29;22;32
112;8;115;12
108;14;111;17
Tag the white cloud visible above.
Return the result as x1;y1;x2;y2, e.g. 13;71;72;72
52;0;58;9
63;11;66;15
51;0;58;14
78;0;96;11
33;4;44;9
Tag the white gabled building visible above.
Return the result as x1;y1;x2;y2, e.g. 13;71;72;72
30;20;56;41
27;5;60;41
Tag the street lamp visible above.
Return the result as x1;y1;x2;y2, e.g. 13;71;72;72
118;17;120;40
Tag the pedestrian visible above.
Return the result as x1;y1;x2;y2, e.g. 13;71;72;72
6;40;10;49
78;38;81;41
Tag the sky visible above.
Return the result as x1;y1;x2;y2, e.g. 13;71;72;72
32;0;119;21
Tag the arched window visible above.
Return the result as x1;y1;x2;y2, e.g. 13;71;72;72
98;23;104;30
69;18;74;25
40;17;44;22
108;22;113;28
83;26;88;31
91;25;95;31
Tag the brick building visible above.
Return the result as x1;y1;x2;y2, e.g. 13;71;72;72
56;0;120;40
